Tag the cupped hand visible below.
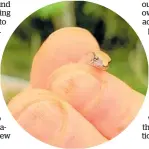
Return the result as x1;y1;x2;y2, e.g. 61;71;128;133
8;27;144;148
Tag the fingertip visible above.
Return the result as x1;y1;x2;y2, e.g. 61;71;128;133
30;27;100;88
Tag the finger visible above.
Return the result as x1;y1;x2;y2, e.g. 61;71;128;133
8;88;107;148
46;63;144;139
30;27;100;88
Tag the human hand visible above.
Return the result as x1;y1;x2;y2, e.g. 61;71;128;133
8;27;144;148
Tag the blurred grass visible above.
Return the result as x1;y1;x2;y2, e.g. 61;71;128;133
2;36;33;80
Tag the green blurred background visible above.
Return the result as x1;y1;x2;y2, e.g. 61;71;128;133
1;1;148;103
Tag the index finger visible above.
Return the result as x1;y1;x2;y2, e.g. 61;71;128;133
30;27;100;88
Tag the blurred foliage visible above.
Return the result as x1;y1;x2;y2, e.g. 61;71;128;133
83;2;138;49
108;48;147;94
1;1;148;102
34;2;66;18
2;36;32;80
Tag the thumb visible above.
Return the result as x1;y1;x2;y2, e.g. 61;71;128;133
8;88;107;148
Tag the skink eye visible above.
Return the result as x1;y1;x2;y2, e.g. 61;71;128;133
94;56;99;60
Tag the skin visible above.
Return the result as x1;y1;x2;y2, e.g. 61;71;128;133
8;27;145;148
